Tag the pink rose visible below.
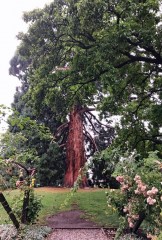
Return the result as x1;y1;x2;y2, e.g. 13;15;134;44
123;206;129;213
151;187;158;195
134;175;141;181
121;184;129;191
147;197;156;205
132;215;139;220
129;222;134;228
147;187;158;196
140;185;147;192
134;189;140;194
116;176;124;183
147;190;152;196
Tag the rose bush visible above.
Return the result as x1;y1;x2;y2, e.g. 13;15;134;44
106;152;162;239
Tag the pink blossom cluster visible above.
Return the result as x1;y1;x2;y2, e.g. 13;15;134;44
134;175;147;196
146;187;158;205
134;175;159;205
116;175;124;183
127;214;139;228
116;175;129;192
116;174;162;229
123;202;139;228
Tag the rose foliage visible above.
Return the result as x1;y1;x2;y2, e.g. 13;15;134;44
106;151;162;238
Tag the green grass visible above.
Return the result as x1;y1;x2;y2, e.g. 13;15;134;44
72;191;120;227
0;188;120;227
37;191;73;223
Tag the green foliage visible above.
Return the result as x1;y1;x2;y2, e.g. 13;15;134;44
0;159;42;225
158;231;162;240
37;142;65;186
90;148;120;188
26;188;42;224
9;187;42;225
0;112;65;187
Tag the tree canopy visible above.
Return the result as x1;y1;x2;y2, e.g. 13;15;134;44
8;0;162;163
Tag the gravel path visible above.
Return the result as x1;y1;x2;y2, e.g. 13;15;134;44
47;229;109;240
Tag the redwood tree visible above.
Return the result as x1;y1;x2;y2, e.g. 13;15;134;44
64;105;85;187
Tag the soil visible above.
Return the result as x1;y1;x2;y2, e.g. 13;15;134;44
46;209;99;229
42;187;103;229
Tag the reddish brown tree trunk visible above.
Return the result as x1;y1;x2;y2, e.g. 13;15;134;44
64;105;86;187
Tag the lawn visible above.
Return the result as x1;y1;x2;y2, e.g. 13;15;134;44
0;187;120;227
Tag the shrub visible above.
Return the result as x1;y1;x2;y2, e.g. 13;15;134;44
106;152;162;238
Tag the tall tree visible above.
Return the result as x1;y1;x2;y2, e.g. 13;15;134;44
9;0;114;187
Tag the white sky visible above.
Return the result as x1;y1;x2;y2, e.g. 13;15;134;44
0;0;52;107
0;0;52;132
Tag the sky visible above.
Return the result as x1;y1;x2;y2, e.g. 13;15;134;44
0;0;52;131
0;0;52;107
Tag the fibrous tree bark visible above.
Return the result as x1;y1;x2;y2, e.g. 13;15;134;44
64;105;86;187
55;105;114;187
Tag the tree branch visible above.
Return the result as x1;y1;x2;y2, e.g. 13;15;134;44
55;122;69;137
83;125;98;151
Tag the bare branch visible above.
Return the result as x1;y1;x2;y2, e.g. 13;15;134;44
83;124;98;151
87;111;113;129
84;112;101;135
55;122;69;137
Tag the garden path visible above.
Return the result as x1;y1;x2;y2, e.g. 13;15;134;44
46;210;112;240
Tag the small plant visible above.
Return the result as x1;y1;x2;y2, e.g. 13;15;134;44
118;233;143;240
27;188;42;224
0;224;51;240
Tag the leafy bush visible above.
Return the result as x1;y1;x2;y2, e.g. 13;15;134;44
106;151;162;238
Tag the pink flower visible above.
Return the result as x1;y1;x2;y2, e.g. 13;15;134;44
147;197;156;205
136;179;142;185
127;217;132;223
129;222;134;228
121;184;129;191
147;187;158;196
116;176;124;183
132;215;139;220
134;189;140;194
160;196;162;201
134;175;141;181
140;185;147;192
123;206;129;213
147;190;152;196
151;187;158;195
